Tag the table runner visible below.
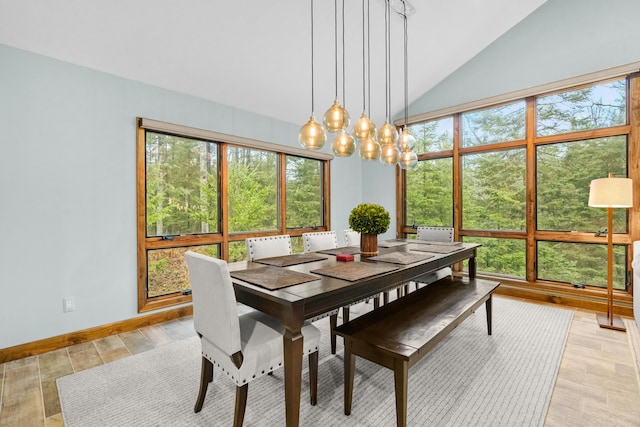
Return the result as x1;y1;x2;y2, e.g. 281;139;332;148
254;253;327;267
230;266;318;290
367;252;434;265
310;262;399;281
316;246;361;256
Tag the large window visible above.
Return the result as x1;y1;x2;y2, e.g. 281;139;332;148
400;76;635;295
137;119;331;312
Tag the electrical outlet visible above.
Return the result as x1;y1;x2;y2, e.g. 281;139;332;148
63;297;75;312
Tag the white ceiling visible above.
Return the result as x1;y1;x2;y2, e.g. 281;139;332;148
0;0;547;128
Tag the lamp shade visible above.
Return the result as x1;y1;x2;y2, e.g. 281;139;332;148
588;177;633;208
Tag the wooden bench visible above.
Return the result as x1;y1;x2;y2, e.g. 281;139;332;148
334;276;500;427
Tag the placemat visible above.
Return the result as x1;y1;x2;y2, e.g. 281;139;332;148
412;240;463;246
310;262;399;281
316;246;361;255
254;253;327;267
410;244;464;254
367;252;434;265
230;266;318;290
377;239;409;248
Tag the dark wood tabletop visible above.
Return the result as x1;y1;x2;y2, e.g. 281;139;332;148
229;241;480;427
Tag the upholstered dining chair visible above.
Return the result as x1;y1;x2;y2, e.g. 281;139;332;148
342;229;360;247
245;235;293;261
185;251;321;427
299;231;343;354
302;231;338;253
413;226;455;289
303;230;379;351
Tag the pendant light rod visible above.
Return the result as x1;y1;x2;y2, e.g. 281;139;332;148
341;0;346;105
333;0;338;100
311;0;316;116
384;0;390;121
367;0;371;116
361;0;366;113
403;1;409;125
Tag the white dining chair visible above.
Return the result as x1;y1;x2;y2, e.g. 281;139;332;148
302;231;338;253
413;226;455;289
246;234;341;353
245;235;292;261
300;231;346;354
185;251;321;427
342;229;360;247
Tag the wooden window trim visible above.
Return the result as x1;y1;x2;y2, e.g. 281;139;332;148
137;118;331;312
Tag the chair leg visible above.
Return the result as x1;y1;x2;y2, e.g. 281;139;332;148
308;351;319;406
373;295;380;309
342;306;350;323
194;357;213;413
233;384;248;427
330;313;338;354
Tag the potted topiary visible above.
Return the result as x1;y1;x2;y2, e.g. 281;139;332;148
348;203;390;256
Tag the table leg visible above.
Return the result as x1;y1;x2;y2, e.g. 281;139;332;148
468;255;477;279
283;326;304;427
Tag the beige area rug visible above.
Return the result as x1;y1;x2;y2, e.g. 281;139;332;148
58;297;573;426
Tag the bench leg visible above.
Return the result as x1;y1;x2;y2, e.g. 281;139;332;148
393;358;409;427
344;339;355;415
485;294;493;335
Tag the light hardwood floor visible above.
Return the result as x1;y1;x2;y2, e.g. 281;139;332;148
0;298;639;426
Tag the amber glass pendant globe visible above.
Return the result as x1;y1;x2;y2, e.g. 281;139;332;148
380;143;400;165
358;136;381;161
299;116;327;150
398;149;418;170
378;121;398;146
352;113;376;142
331;131;355;157
324;99;350;132
398;128;416;152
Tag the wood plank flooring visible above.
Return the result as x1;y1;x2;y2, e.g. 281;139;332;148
0;298;638;426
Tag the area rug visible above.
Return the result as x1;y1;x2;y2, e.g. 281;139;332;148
58;297;573;426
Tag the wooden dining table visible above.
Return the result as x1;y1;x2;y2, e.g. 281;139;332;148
229;239;480;427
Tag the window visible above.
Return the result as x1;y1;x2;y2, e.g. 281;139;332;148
399;76;634;293
137;118;331;312
461;101;526;147
462;149;526;231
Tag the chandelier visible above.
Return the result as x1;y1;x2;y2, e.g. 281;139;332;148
299;0;416;169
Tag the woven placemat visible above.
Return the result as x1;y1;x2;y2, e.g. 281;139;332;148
412;240;463;246
377;239;409;248
230;266;318;290
254;253;327;267
316;246;361;256
410;244;464;254
310;262;398;281
367;252;434;265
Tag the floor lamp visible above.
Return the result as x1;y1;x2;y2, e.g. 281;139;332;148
588;173;633;331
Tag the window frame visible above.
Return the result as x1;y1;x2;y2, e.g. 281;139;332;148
397;74;639;303
136;118;332;312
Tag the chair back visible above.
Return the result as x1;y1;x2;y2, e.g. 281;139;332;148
302;231;338;253
416;226;454;243
184;252;242;357
343;229;360;246
245;235;292;261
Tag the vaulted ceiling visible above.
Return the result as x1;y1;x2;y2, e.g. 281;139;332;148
0;0;547;128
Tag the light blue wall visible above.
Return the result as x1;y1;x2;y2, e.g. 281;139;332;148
407;0;640;116
3;0;640;349
0;44;359;348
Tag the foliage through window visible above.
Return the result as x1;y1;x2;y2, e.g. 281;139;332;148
401;76;632;293
137;120;330;312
